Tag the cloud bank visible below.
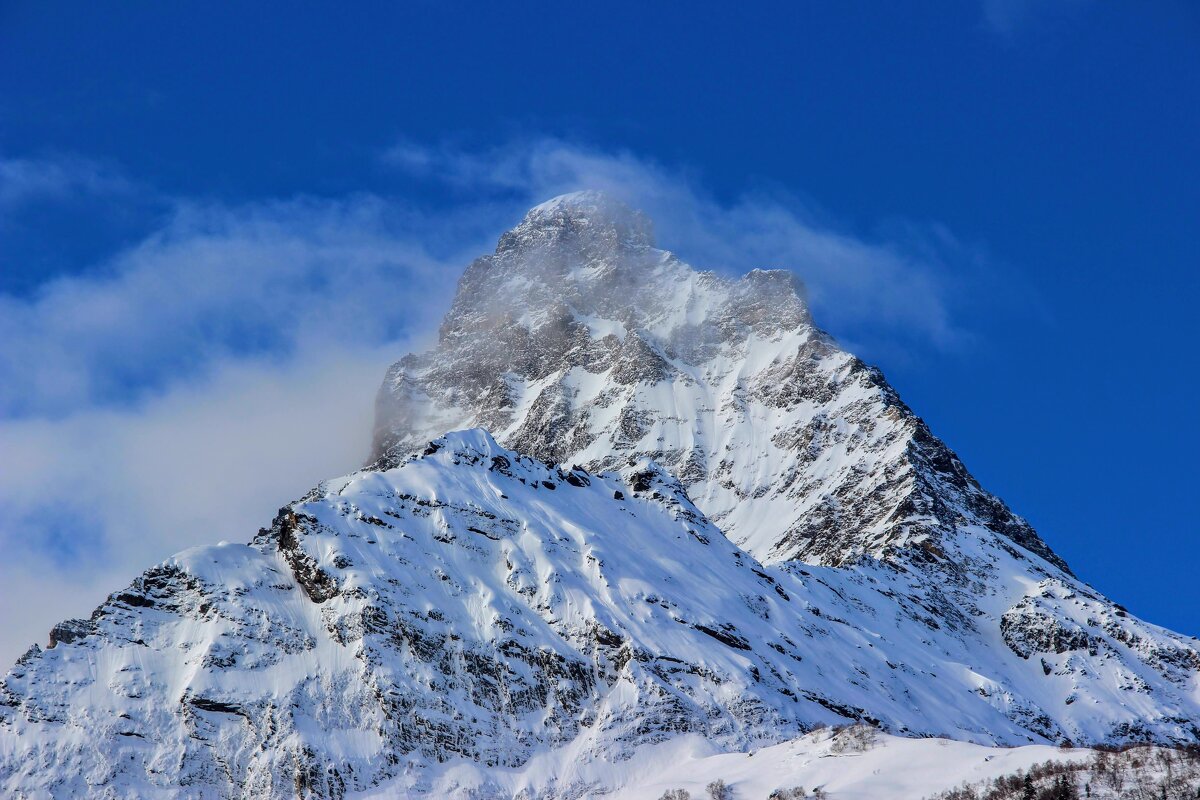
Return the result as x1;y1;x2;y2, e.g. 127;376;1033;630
0;142;997;664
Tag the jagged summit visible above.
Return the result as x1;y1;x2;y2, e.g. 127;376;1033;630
525;188;625;213
441;190;722;347
441;190;806;343
513;189;655;249
374;194;1054;576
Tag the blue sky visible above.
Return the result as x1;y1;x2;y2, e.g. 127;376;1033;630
0;2;1197;661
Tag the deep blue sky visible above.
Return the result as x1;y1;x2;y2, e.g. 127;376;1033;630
1;2;1198;636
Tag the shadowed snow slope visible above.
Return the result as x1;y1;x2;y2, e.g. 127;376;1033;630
2;194;1198;799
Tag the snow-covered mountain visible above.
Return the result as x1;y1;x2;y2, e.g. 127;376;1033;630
371;191;1200;735
372;192;1064;572
2;193;1197;798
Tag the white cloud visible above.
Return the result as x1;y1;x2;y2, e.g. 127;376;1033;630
0;153;135;210
0;347;390;662
0;191;502;664
383;137;991;355
0;195;469;416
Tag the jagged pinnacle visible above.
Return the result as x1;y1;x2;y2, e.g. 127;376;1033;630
497;189;655;254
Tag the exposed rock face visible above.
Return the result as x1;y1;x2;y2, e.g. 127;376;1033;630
2;193;1198;799
372;191;1066;579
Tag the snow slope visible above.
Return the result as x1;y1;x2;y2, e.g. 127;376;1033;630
2;431;1197;797
385;728;1094;800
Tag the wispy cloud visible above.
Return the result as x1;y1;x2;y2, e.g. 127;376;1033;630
0;187;502;664
981;0;1091;36
0;153;135;209
383;137;997;354
0;347;393;661
0;195;468;417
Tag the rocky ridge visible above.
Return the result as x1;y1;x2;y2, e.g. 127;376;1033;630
372;191;1064;575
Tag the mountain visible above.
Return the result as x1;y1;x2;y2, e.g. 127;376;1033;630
2;192;1197;799
370;191;1200;733
372;191;1064;573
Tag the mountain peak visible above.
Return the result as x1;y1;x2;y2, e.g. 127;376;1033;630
376;194;1067;583
526;189;627;217
497;189;655;254
440;194;813;349
437;193;680;351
